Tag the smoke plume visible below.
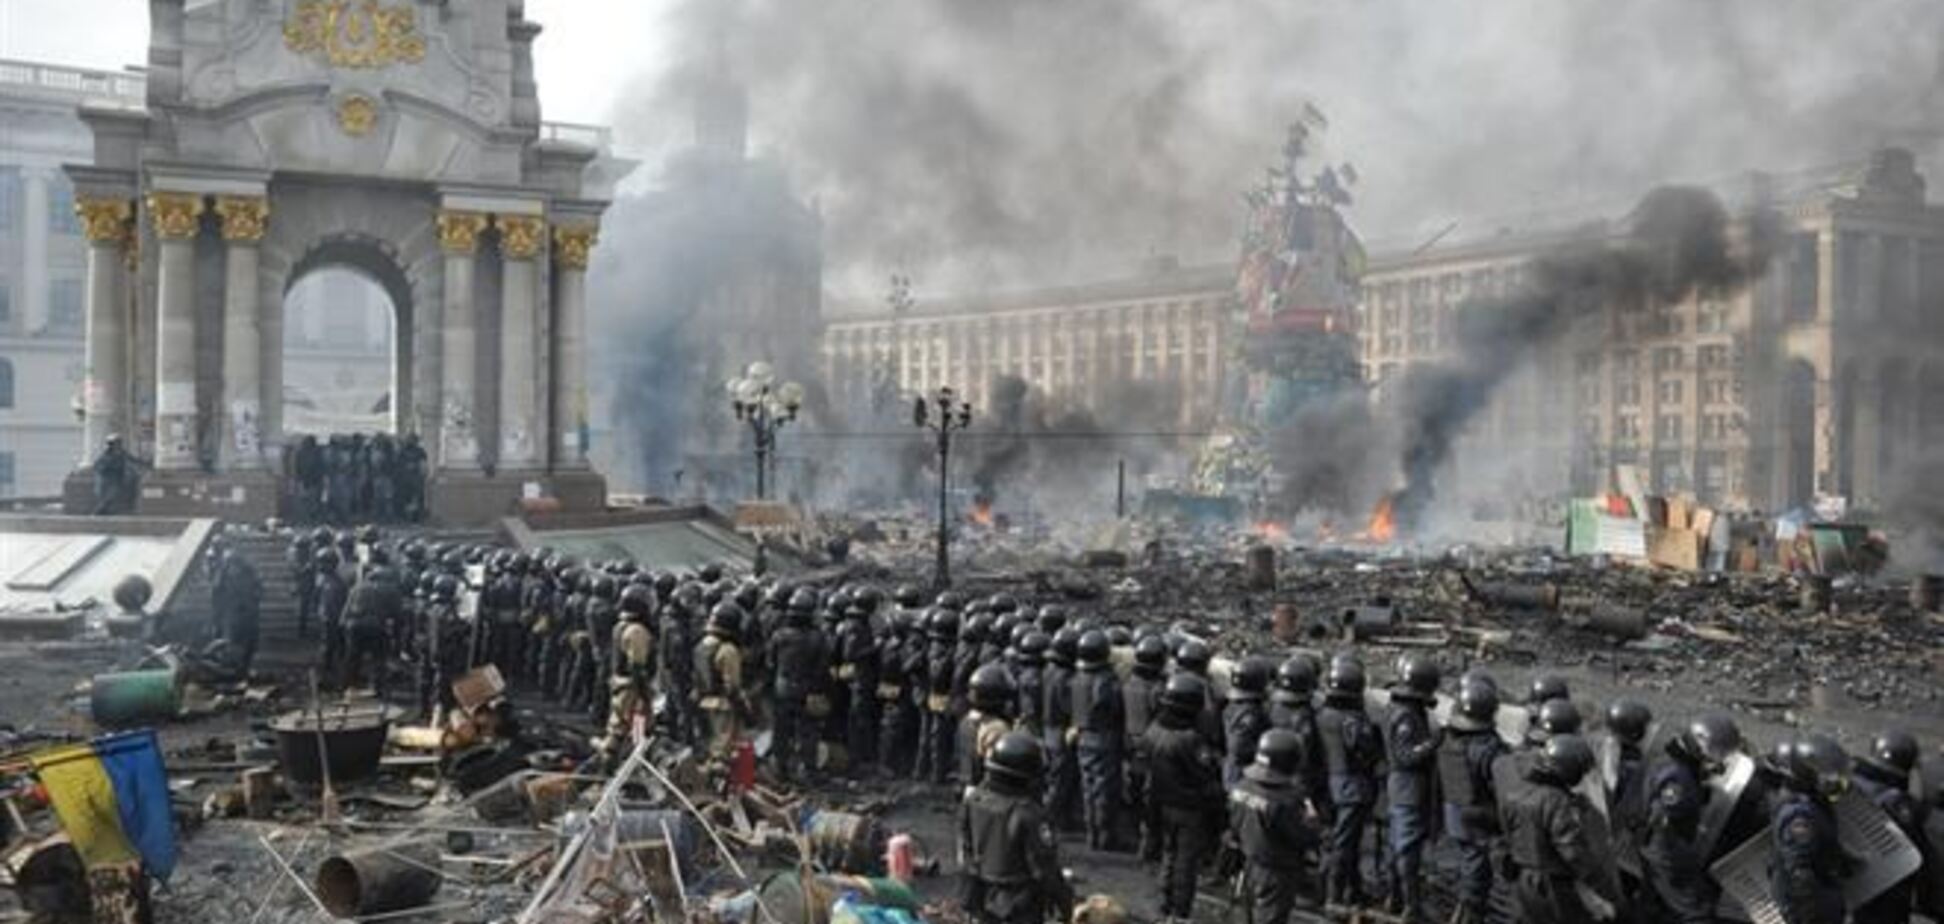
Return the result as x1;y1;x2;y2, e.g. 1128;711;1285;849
1390;187;1781;529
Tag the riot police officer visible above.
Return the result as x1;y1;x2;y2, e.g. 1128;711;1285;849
1229;729;1321;924
1440;676;1508;924
1853;730;1925;924
959;664;1016;789
880;609;923;778
1173;639;1224;752
1502;734;1614;924
1528;674;1571;721
604;585;657;766
1043;627;1083;833
578;576;620;721
1146;673;1225;921
770;588;829;783
694;602;749;762
1270;653;1331;830
917;608;961;784
839;597;882;775
315;546;349;679
660;582;703;743
1317;653;1383;911
419;575;462;718
1772;735;1853;924
1011;631;1049;739
290;534;318;640
1224;656;1274;787
960;731;1076;924
1528;698;1585;748
1072;630;1127;851
1125;636;1168;862
341;560;401;694
1643;713;1743;924
1385;652;1441;922
1605;699;1655;910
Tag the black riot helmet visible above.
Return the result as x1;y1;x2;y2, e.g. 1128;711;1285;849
1864;729;1919;782
988;593;1019;615
619;584;655;619
698;562;725;584
315;546;341;569
935;590;967;611
1231;657;1273;698
734;581;762;611
1528;674;1571;707
417;573;436;596
1531;699;1583;743
1036;604;1067;635
1016;631;1050;666
1392;653;1441;701
1605;700;1653;745
591;575;619;601
1785;734;1852;799
1276;653;1321;695
1452;680;1500;730
1670;713;1744;773
1076;630;1111;668
1049;627;1080;666
1325;653;1366;696
433;574;459;602
1133;637;1169;675
708;601;745;639
894;583;925;608
1106;626;1132;647
1254;728;1303;778
985;730;1045;788
851;585;884;615
1162;673;1207;718
788;587;820;615
1174;640;1212;675
928;607;961;641
1535;734;1596;786
672;581;704;612
970;664;1016;715
960;614;990;645
654;572;679;598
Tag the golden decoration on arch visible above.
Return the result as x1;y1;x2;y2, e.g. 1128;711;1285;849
336;94;379;136
552;224;599;270
284;0;427;70
214;197;272;242
73;198;133;243
496;215;546;261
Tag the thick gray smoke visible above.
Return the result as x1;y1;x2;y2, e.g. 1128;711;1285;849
610;0;1944;293
1391;187;1781;529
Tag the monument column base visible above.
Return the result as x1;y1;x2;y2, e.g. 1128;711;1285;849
548;468;608;514
428;471;528;526
63;468;281;521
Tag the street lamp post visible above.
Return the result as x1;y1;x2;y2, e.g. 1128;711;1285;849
727;361;804;501
914;386;973;588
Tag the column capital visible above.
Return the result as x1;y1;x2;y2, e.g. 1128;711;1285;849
74;197;133;243
496;214;546;261
436;210;490;255
145;191;205;241
551;223;598;270
214;195;271;242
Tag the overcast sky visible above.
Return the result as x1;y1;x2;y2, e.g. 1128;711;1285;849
0;0;673;126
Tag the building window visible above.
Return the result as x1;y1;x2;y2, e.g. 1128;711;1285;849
1615;382;1640;406
1615;415;1641;441
1701;414;1732;440
0;167;17;231
1655;414;1683;441
1652;347;1684;372
0;451;13;497
0;357;13;408
1703;378;1730;405
1612;349;1639;375
1696;299;1728;333
1698;345;1729;369
1656;379;1683;404
47;278;83;336
47;179;81;236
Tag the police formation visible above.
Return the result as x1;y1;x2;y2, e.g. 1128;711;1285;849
278;538;1940;924
282;432;429;524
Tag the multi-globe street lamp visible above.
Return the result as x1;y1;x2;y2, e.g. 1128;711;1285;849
913;386;974;588
726;361;803;500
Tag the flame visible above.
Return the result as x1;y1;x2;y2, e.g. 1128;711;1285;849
1252;520;1291;542
969;497;995;528
1359;494;1397;543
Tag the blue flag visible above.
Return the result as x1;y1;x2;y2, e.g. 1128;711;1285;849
92;730;177;881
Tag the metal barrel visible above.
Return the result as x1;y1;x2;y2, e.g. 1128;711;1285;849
1910;574;1942;613
315;846;442;918
89;669;180;728
1585;603;1648;640
1476;581;1560;611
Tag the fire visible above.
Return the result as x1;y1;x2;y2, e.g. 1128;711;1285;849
1252;520;1291;542
969;497;995;528
1359;494;1397;543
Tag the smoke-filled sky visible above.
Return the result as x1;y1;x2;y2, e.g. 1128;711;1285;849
611;0;1943;294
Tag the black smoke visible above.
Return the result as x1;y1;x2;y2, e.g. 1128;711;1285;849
1390;186;1781;530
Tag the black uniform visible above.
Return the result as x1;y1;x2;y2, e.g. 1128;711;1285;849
1145;712;1224;918
1502;763;1602;924
1384;693;1440;916
839;615;881;774
879;627;922;777
961;777;1075;924
316;567;350;677
1608;737;1651;908
1123;665;1165;861
290;543;317;639
1852;762;1924;924
1317;691;1384;907
341;571;400;693
419;598;462;716
658;602;698;742
917;637;957;783
769;620;829;782
1641;758;1715;924
1771;792;1849;924
211;555;263;670
1439;724;1507;921
1071;660;1127;850
1230;765;1321;924
516;570;553;683
1042;656;1081;832
1270;687;1332;827
1224;691;1270;787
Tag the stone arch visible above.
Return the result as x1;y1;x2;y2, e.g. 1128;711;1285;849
283;235;415;434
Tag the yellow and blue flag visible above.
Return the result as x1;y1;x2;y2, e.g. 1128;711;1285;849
31;730;176;880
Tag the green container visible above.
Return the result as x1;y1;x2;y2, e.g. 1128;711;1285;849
90;669;180;727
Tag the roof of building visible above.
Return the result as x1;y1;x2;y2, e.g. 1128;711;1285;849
824;260;1234;324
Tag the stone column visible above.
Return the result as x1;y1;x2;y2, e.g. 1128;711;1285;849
551;222;597;468
496;214;545;469
215;196;269;470
23;170;49;333
76;198;132;459
147;191;204;470
437;211;488;469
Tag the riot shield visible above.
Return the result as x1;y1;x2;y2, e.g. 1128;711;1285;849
1709;789;1924;922
1920;809;1944;918
1597;733;1622;798
1696;752;1755;861
1573;786;1623;908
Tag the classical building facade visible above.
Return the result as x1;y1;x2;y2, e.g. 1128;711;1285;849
820;260;1234;428
60;0;628;521
1357;149;1944;514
